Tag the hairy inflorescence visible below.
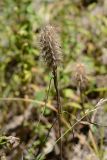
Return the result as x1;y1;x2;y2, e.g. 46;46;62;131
74;63;88;90
39;25;62;70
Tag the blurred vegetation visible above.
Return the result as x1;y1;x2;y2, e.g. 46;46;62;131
0;0;107;159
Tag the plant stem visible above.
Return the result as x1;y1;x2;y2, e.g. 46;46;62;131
79;85;85;115
53;68;62;160
79;85;99;156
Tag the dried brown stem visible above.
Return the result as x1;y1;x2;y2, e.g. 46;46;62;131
53;68;62;160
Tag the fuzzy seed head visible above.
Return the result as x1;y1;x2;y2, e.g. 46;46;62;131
74;63;88;90
39;25;62;70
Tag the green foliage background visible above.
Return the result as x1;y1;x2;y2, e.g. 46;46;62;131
0;0;107;159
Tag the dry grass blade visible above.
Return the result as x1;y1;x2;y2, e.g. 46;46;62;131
0;97;57;112
55;99;107;145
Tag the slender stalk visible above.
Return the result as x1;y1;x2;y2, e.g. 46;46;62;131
79;85;99;156
79;84;90;121
42;118;57;145
36;77;52;128
52;68;62;160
